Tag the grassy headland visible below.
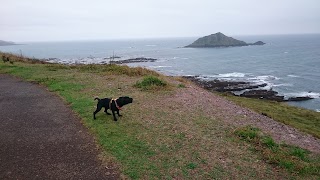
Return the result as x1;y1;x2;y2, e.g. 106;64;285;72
1;52;319;179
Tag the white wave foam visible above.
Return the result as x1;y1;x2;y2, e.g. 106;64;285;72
255;75;280;81
287;74;300;78
260;83;274;90
149;66;172;68
247;75;280;87
169;57;189;60
316;109;320;113
285;92;320;99
273;83;293;87
145;45;157;47
208;72;246;78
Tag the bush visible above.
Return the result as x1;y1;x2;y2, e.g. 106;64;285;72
135;76;167;90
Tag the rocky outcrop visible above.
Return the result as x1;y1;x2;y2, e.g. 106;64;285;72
240;89;285;101
287;96;313;101
183;76;267;92
183;76;313;102
185;32;265;48
109;57;157;64
250;41;265;45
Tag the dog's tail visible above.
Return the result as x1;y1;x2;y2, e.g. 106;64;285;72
94;96;100;101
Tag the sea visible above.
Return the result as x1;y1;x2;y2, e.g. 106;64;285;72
1;34;320;112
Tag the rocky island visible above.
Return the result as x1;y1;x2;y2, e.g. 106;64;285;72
185;32;265;48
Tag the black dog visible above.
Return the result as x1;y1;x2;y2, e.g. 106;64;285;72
93;96;133;121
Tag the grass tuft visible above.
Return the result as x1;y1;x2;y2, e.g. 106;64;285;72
177;83;186;88
234;126;259;141
134;75;168;90
186;162;198;169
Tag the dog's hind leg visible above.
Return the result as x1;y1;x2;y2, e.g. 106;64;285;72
93;105;102;120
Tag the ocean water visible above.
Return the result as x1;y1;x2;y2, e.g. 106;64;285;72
1;34;320;111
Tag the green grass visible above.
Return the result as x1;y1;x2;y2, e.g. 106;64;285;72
234;126;320;175
1;53;320;179
223;93;320;139
177;83;186;88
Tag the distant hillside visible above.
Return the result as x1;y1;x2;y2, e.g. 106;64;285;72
0;40;16;46
185;32;264;48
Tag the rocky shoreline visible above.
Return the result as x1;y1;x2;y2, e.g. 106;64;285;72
183;76;314;102
44;57;157;65
109;57;157;64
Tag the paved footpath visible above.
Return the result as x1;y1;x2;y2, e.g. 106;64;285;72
0;74;119;179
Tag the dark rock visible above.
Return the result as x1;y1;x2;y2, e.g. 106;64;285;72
287;96;313;101
109;57;157;64
239;89;285;101
251;41;265;45
183;76;267;92
240;89;278;97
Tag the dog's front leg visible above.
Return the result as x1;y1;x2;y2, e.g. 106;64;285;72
112;110;118;121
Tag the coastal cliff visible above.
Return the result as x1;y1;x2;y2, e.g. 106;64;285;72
0;40;16;46
185;32;265;48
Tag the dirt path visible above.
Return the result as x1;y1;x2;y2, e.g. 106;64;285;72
0;74;119;179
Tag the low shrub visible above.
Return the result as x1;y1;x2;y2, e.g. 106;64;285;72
134;76;167;90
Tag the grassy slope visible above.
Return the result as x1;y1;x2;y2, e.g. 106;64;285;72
0;55;319;179
223;94;320;139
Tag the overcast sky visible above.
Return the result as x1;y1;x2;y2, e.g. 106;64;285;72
1;0;319;42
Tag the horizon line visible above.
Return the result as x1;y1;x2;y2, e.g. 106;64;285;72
3;32;320;43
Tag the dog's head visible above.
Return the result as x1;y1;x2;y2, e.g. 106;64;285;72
117;96;133;106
